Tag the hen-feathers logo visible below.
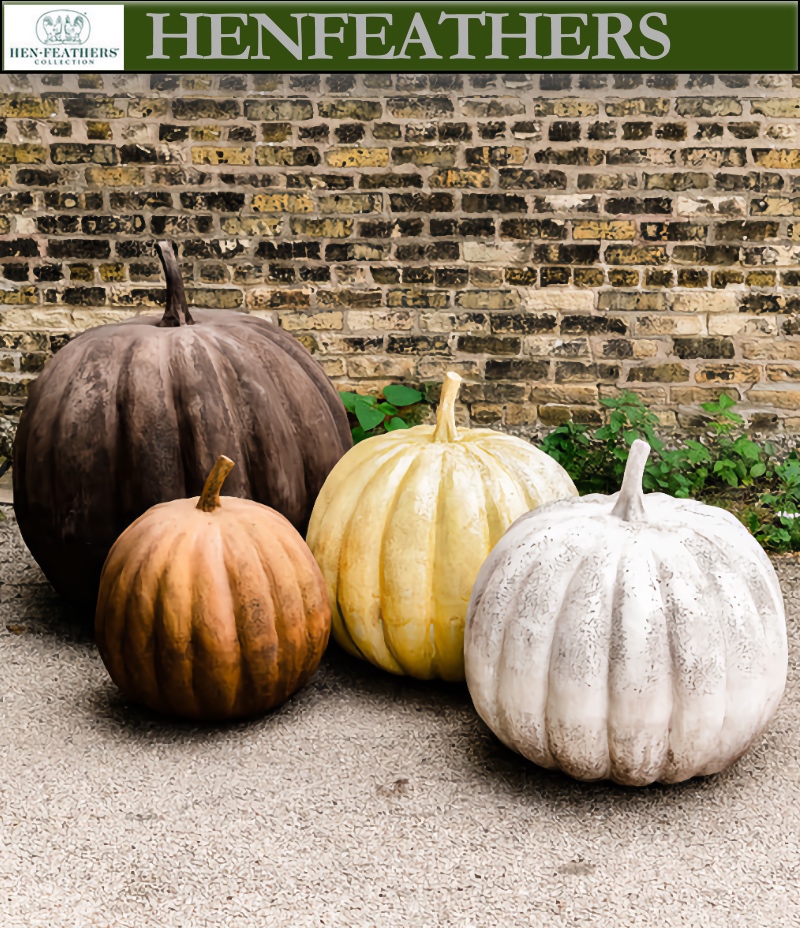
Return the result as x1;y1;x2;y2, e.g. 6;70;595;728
3;3;123;69
36;10;91;45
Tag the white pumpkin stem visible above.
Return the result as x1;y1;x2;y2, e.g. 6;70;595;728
611;439;651;522
433;371;462;442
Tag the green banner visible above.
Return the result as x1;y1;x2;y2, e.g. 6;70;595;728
2;1;798;72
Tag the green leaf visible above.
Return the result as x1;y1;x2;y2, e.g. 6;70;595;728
354;399;386;431
340;392;360;413
385;417;409;431
377;402;399;416
351;426;369;443
750;461;766;478
382;384;423;407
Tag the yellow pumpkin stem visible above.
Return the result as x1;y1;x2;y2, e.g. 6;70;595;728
612;439;650;522
197;456;235;512
433;371;463;442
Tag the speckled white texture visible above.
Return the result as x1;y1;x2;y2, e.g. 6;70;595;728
1;505;800;928
465;442;788;786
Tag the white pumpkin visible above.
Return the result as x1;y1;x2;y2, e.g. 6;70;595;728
465;439;788;786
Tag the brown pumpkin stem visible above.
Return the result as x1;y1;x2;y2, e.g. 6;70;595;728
433;371;462;442
197;456;235;512
155;240;195;328
611;439;650;522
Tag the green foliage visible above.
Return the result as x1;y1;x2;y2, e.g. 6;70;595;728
340;384;426;443
749;452;800;551
539;391;799;554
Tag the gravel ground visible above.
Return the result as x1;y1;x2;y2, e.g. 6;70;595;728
1;505;799;928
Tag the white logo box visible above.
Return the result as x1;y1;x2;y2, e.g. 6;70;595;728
3;3;125;70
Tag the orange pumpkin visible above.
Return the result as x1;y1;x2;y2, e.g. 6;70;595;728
95;456;331;721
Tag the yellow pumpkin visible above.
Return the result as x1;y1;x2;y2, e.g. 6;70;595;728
307;371;578;681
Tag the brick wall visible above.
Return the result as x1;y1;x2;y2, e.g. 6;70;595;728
2;70;800;437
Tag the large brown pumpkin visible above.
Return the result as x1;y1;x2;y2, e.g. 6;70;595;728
13;242;351;611
95;456;331;721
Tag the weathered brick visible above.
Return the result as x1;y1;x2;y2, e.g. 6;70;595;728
765;363;800;381
716;221;779;241
246;289;311;311
628;364;690;383
459;335;521;355
751;99;800;118
387;335;449;354
672;336;735;359
456;290;519;311
752;197;800;216
606;98;670;117
752;149;800;168
500;218;566;240
562;315;627;335
318;100;382;120
748;389;800;410
556;361;619;383
390;193;454;212
0;144;46;164
642;171;711;191
573;221;636;240
467;146;527;166
535;148;604;166
327;148;390;167
252;193;314;213
486;359;549;380
180;191;245;212
491;314;557;334
530;385;599;404
597;290;671;313
50;143;118;165
360;172;423;189
534;193;597;213
393;147;455;167
673;292;739;314
675;98;742;117
0;95;58;118
387;97;453;118
193;146;253;165
604;245;668;265
533;100;599;117
641;222;707;241
695;364;761;383
577;173;637;191
498;169;567;189
463;98;526;118
128;98;168;118
291;218;353;238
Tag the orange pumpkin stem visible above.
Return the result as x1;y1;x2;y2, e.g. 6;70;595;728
197;456;235;512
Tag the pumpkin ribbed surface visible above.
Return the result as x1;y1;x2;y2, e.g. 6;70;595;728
96;459;331;721
307;372;578;681
465;440;788;785
13;242;350;610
